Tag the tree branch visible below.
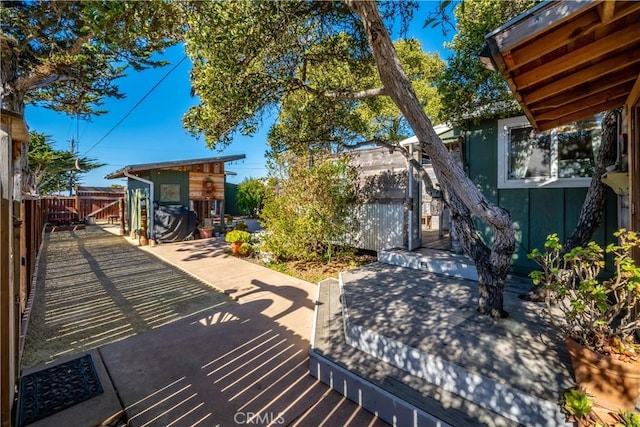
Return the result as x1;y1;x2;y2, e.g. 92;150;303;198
23;74;78;91
293;78;388;100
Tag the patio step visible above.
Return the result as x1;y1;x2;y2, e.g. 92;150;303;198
379;247;478;280
310;278;524;427
324;263;572;427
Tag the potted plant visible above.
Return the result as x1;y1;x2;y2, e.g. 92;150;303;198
234;220;248;231
528;229;640;412
203;176;214;188
224;230;251;256
560;387;640;426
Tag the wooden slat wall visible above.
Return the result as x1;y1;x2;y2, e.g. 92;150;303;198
43;188;125;223
189;172;224;200
77;189;124;220
1;113;47;427
0;141;13;427
1;116;17;427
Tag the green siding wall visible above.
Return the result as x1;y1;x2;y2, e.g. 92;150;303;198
224;182;241;216
149;170;190;206
464;119;618;274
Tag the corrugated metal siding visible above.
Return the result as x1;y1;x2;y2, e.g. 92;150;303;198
351;203;404;252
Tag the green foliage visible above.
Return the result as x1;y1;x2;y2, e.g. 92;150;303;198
236;178;266;217
239;242;253;256
528;229;640;359
560;388;640;426
28;131;104;195
260;155;359;262
560;387;594;422
182;1;422;150
1;0;181;115
224;230;251;244
613;410;640;427
436;0;537;125
267;38;445;158
234;220;248;231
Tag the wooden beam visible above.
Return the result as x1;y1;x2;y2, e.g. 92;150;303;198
598;0;616;23
507;9;601;69
536;98;628;131
514;27;640;90
490;1;594;53
527;68;638;113
625;74;640;110
532;85;630;120
628;104;639;265
523;47;640;105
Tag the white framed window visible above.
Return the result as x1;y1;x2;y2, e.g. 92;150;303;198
497;115;602;189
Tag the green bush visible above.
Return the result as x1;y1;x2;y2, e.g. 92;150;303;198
234;220;248;231
225;230;251;244
528;229;640;359
239;242;253;256
260;155;359;262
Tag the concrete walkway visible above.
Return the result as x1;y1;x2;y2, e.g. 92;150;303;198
23;226;386;426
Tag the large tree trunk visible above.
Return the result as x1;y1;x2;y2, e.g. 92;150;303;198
563;109;619;250
1;36;25;115
348;1;515;318
1;36;30;199
523;109;619;301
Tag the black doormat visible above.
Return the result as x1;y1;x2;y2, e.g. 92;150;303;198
18;354;104;426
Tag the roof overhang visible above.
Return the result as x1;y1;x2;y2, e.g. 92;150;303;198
483;0;640;131
1;109;29;143
400;124;457;146
105;154;246;179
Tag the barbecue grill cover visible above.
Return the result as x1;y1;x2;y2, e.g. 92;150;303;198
153;205;197;242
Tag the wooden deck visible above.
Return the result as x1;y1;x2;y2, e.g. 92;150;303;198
421;229;451;251
311;257;574;426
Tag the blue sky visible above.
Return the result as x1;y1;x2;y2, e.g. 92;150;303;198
24;2;453;188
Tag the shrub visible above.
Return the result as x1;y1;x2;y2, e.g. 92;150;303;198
260;155;360;262
239;242;253;256
528;229;640;360
225;230;251;244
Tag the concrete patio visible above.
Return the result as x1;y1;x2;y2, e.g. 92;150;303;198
20;226;387;426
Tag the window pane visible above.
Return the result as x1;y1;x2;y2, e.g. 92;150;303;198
556;117;601;178
508;126;551;179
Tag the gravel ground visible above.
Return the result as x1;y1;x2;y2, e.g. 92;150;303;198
22;226;231;369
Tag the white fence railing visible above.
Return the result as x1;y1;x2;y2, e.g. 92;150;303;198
350;202;404;252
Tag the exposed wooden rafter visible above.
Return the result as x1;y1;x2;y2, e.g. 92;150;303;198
485;0;640;131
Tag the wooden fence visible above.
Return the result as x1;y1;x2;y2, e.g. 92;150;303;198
44;186;125;224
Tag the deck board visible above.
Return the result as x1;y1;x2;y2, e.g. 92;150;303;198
312;278;520;427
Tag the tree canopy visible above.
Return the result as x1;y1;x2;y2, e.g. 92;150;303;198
28;131;104;195
236;177;266;217
183;0;518;317
183;1;418;149
0;0;181;116
267;38;445;159
437;0;536;125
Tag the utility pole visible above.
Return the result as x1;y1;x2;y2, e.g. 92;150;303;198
69;137;75;196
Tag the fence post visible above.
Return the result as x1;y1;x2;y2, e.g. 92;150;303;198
74;185;80;221
139;200;148;246
119;197;125;236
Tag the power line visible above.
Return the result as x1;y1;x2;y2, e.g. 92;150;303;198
83;55;188;156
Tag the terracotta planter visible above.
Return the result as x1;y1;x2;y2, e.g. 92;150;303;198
230;242;243;255
199;228;213;238
565;337;640;410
